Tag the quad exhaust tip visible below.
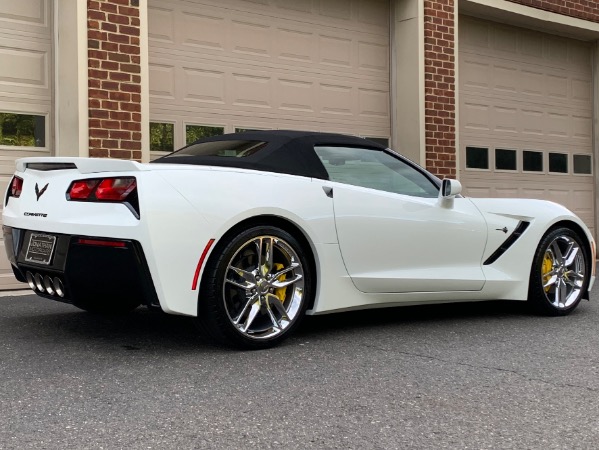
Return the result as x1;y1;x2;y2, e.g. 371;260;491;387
25;271;65;298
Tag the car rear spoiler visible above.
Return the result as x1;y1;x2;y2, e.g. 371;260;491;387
15;157;145;174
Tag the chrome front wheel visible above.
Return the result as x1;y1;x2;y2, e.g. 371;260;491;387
528;227;589;315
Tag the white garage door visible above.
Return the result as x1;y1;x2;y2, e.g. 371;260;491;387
459;16;595;236
0;0;53;289
148;0;390;156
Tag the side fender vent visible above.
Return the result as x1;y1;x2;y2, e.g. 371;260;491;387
483;221;530;265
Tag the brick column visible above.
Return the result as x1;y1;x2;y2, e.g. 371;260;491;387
423;0;456;178
87;0;142;160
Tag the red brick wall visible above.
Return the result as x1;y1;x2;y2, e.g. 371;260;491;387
507;0;599;22
87;0;142;160
424;0;456;178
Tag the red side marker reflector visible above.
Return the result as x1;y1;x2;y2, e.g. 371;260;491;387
77;238;127;248
192;239;215;291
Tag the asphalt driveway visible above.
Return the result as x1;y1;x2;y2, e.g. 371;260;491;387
1;291;598;449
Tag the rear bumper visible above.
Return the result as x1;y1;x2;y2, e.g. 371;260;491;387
3;226;160;308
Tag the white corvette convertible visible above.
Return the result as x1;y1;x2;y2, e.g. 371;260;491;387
3;131;596;348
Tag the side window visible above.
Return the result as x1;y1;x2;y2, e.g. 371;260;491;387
314;146;438;198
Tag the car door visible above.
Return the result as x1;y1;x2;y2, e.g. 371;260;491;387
314;145;488;294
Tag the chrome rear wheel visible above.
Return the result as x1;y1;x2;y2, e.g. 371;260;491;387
223;235;305;340
197;225;313;349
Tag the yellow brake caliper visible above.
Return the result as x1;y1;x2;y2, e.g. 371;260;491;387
542;252;553;292
273;263;287;302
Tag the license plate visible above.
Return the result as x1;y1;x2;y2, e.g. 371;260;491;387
24;233;56;265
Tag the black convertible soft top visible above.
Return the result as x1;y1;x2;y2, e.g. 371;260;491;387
152;130;387;180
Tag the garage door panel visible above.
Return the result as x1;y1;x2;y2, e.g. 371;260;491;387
276;28;315;63
359;88;389;118
183;67;226;104
0;0;50;36
319;0;352;20
148;6;175;43
148;64;175;99
0;39;51;96
276;79;315;113
358;0;389;26
462;17;592;73
231;19;271;57
232;73;272;108
358;41;389;73
150;62;388;130
462;94;591;146
572;78;592;102
149;1;389;80
572;115;593;141
275;0;312;14
183;12;227;51
460;54;591;110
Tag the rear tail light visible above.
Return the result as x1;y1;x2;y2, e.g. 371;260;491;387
9;176;23;198
67;177;139;218
68;179;100;200
67;177;136;201
95;178;136;201
5;175;24;205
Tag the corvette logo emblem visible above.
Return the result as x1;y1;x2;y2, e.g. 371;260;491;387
35;183;49;201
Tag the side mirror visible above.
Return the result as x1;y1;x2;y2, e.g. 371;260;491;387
441;179;462;198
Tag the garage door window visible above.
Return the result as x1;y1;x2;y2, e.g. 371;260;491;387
150;122;174;152
573;155;592;175
549;153;568;174
186;125;224;144
523;151;543;172
466;147;488;169
0;112;46;148
495;149;516;171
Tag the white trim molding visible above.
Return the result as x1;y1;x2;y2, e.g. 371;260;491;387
139;0;150;163
391;0;425;166
54;0;89;157
460;0;599;40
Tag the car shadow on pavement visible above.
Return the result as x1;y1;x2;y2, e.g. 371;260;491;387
4;297;582;351
4;304;221;353
297;300;534;338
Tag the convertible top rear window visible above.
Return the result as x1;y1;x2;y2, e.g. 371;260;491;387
166;140;267;158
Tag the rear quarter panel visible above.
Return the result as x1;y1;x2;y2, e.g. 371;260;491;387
150;166;338;315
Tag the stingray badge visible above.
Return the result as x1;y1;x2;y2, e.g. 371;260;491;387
35;183;49;201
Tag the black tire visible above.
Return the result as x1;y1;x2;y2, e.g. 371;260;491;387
197;225;313;349
527;227;590;316
73;298;141;315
